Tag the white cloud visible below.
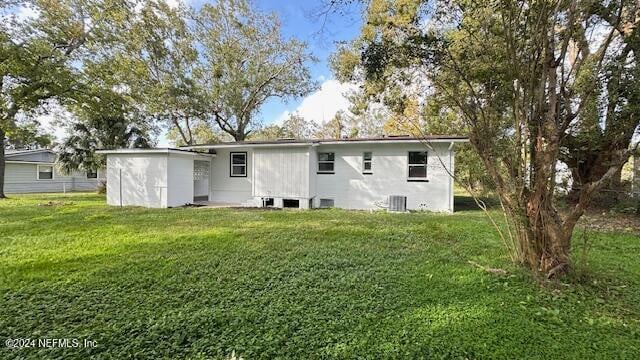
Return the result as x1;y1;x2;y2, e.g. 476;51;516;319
276;79;357;125
15;5;39;21
164;0;183;8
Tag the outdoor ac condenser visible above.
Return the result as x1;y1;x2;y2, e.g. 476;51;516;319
388;195;407;212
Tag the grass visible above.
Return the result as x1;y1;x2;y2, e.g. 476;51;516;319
0;193;638;359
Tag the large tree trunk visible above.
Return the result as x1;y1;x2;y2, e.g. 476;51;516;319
523;199;572;276
0;129;6;199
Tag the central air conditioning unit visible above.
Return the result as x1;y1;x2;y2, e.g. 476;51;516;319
388;195;407;212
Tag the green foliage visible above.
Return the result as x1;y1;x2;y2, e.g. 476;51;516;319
4;121;54;149
249;124;292;141
123;0;203;145
57;117;151;175
281;112;318;139
0;193;638;358
315;110;347;139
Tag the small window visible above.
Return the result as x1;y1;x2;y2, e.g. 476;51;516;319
37;165;53;180
318;152;335;174
230;152;247;177
363;152;372;174
283;199;299;208
86;170;98;179
408;151;428;180
319;199;334;208
263;198;274;207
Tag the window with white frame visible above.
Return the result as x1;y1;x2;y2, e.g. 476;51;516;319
407;151;428;180
362;152;372;174
37;165;54;180
317;152;335;173
86;170;98;179
230;152;247;177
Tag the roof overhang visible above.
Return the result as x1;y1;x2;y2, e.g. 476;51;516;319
314;138;469;146
6;160;56;165
96;148;215;157
186;142;314;150
5;148;56;158
183;137;469;150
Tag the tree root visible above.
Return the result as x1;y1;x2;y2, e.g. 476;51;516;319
545;263;569;279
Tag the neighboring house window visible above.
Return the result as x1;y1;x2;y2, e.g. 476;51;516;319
86;170;98;179
318;152;335;173
408;151;428;180
230;152;247;177
363;152;372;174
37;165;54;180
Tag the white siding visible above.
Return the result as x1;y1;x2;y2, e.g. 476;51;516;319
314;143;454;212
106;154;169;208
308;149;317;199
4;163;102;194
167;154;195;207
209;148;253;204
253;147;311;199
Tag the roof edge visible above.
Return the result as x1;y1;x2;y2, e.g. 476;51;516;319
183;135;469;149
95;148;214;156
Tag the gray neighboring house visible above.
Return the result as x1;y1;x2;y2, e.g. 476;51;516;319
4;149;104;194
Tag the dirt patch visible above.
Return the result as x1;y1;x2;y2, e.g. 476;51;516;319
578;211;640;235
38;201;75;207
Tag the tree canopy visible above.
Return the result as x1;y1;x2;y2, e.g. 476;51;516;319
193;0;317;141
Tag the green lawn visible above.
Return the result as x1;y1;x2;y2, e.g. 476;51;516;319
0;193;638;359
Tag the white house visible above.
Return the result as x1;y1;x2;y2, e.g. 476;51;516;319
4;149;103;193
96;135;468;212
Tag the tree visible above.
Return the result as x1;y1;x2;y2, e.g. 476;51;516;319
337;0;640;277
281;112;318;139
57;90;152;174
315;111;346;139
0;0;134;198
167;120;228;146
4;121;54;149
194;0;317;140
125;0;204;146
249;124;291;141
558;9;640;201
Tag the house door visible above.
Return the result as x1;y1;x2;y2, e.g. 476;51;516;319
193;160;210;202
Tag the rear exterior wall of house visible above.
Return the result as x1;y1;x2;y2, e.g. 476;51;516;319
206;142;455;212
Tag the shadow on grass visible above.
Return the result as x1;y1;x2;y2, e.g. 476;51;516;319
454;195;500;212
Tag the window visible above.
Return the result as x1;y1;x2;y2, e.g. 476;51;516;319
230;152;247;177
86;170;98;179
363;152;372;174
37;165;53;180
319;199;335;208
408;151;428;180
317;152;335;174
263;198;274;207
283;199;300;208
